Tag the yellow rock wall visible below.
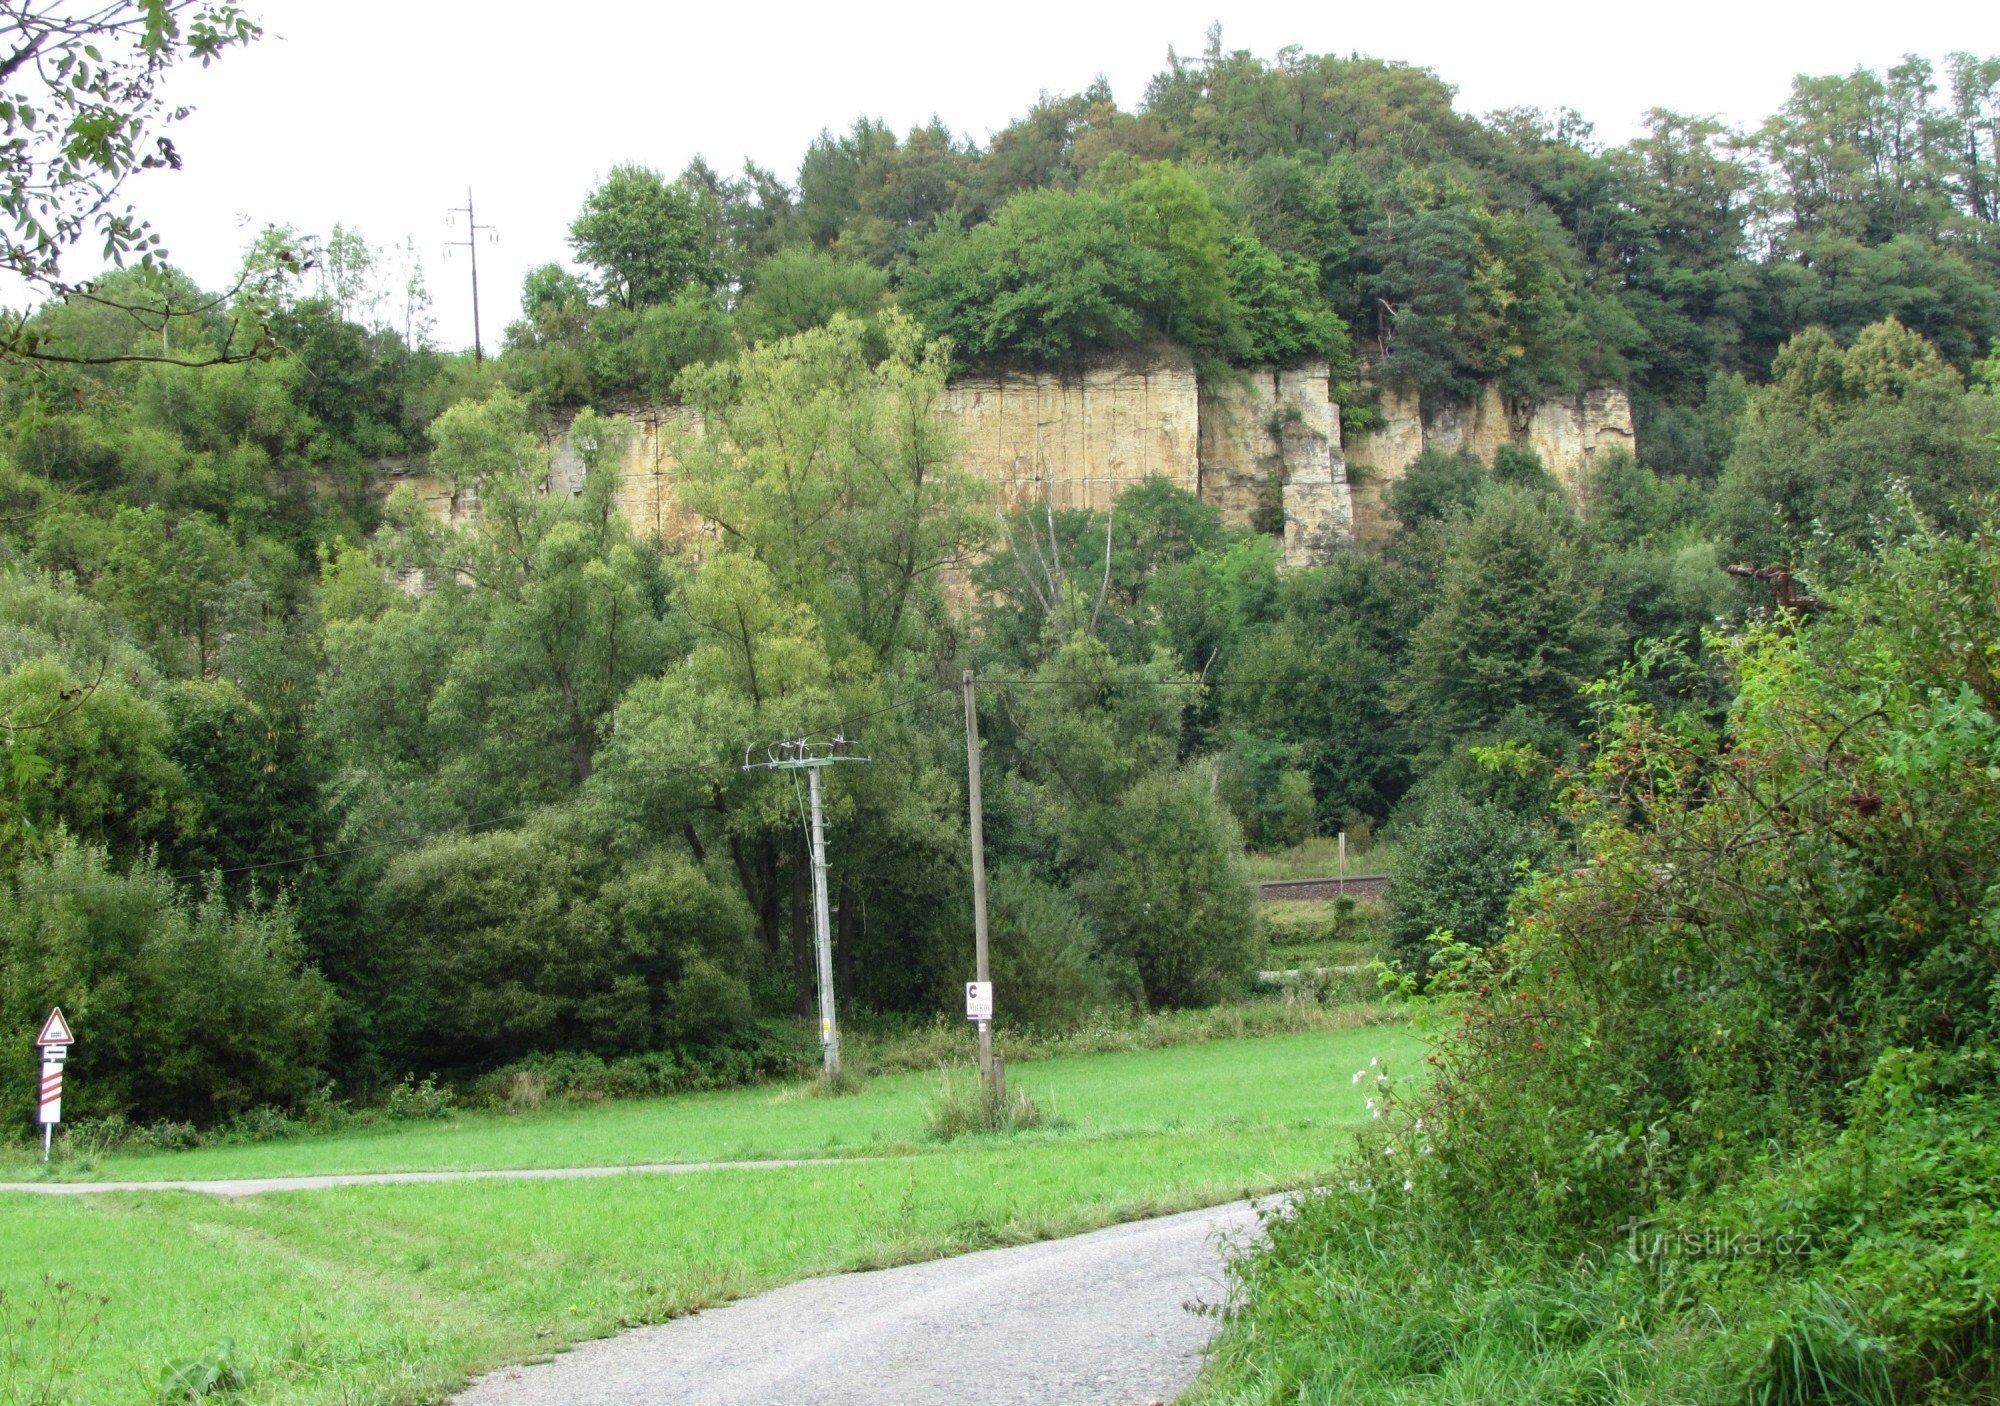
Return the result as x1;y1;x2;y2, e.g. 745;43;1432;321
1198;364;1351;567
399;360;1634;569
1345;384;1637;541
592;405;711;552
940;353;1203;513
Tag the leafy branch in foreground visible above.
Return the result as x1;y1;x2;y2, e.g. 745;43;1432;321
0;1;271;366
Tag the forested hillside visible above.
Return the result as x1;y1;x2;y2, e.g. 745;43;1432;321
0;32;1996;1151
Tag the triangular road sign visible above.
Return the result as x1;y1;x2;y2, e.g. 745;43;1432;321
36;1007;73;1047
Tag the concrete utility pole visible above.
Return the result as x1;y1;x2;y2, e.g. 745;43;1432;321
963;670;999;1095
744;737;870;1079
445;188;497;365
805;764;836;1073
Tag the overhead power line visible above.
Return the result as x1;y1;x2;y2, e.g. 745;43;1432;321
0;672;1333;901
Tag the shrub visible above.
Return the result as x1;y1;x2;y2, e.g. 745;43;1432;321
384;1075;453;1121
1072;767;1261;1008
0;837;333;1125
985;865;1122;1030
1383;793;1549;970
375;823;758;1072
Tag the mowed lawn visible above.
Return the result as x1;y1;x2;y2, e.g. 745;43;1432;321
3;1026;1424;1184
0;1027;1423;1405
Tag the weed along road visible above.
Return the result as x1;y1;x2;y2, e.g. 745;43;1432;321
455;1200;1263;1406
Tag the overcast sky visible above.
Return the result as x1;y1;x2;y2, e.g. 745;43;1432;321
108;0;1999;352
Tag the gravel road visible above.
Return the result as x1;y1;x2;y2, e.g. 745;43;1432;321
455;1199;1266;1406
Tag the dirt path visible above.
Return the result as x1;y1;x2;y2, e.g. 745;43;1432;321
0;1157;843;1196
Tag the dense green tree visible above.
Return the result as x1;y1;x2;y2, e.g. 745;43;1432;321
1227;615;1405;826
630;289;736;396
0;658;183;865
1582;448;1709;548
100;505;252;678
675;312;988;663
1108;161;1238;353
900;192;1170;364
737;248;887;345
162;677;325;887
1713;319;2000;566
569;165;727;311
1402;488;1617;749
1069;766;1258;1008
1225;233;1349;367
374;810;756;1072
320;394;680;829
983;863;1123;1028
1385;790;1549;967
1386;446;1488;530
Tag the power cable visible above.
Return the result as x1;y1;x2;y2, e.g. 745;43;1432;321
0;674;1328;900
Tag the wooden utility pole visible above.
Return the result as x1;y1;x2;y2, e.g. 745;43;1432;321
445;188;496;365
963;670;998;1094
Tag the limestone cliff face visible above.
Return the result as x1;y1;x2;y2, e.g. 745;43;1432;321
410;359;1633;570
592;405;710;551
1197;364;1351;567
1345;385;1636;540
941;352;1202;513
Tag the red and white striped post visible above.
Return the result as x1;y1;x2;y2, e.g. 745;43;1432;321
34;1007;73;1163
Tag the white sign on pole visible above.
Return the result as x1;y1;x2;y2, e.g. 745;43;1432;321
36;1007;73;1049
964;981;992;1022
34;1007;71;1160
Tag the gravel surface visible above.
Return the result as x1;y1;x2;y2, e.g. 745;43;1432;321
0;1158;839;1196
455;1199;1266;1406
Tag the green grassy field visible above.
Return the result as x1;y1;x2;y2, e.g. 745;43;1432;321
3;1027;1420;1184
0;1025;1420;1405
1242;837;1393;882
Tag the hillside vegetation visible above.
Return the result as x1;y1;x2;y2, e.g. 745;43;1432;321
0;30;1993;1196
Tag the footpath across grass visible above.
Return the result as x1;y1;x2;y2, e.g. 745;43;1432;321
5;1025;1418;1185
0;1026;1419;1405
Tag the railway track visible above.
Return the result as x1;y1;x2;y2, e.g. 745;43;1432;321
1257;874;1388;902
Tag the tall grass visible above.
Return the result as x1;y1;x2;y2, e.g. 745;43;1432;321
846;996;1392;1078
921;1066;1060;1140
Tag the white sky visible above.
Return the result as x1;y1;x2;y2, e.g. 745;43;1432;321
106;0;2000;353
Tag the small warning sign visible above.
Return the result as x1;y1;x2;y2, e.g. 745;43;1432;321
964;981;993;1022
35;1007;73;1048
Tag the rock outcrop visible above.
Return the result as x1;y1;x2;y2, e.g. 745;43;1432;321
407;358;1635;569
1345;385;1636;540
942;351;1203;514
1198;364;1351;568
